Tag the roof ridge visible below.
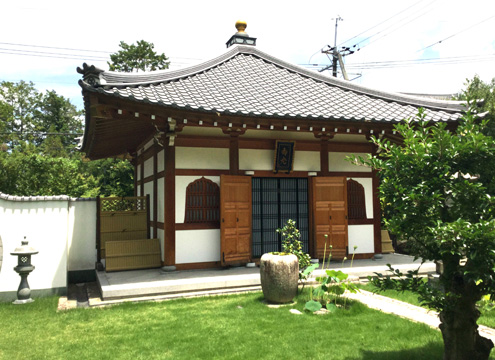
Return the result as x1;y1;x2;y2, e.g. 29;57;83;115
0;192;95;202
91;45;465;112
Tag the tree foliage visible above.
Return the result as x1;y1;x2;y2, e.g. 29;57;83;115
353;105;495;358
0;81;134;198
108;40;169;72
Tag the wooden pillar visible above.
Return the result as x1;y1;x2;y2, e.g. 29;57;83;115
130;153;138;197
163;143;176;266
139;152;144;197
319;136;331;176
371;144;382;254
153;145;158;239
229;133;240;175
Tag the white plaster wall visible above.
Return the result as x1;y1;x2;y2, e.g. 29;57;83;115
144;157;153;179
348;177;374;218
136;164;141;181
176;147;229;170
176;229;221;264
157;178;164;223
142;139;155;152
348;224;375;254
158;228;164;261
0;198;69;294
157;149;165;173
243;129;317;141
329;152;371;172
144;182;153;234
293;151;320;171
239;149;273;171
176;176;220;223
67;201;97;272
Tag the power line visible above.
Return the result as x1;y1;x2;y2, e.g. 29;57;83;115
352;1;438;51
0;41;111;53
300;53;495;71
417;14;495;52
0;41;203;61
337;0;428;47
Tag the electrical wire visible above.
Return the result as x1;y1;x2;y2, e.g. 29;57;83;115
337;0;428;47
417;14;495;52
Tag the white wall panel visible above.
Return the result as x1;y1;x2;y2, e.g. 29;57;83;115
348;225;375;254
176;176;220;223
157;150;165;173
157;178;164;224
329;152;371;172
239;149;273;171
158;228;165;261
176;147;229;170
176;229;221;264
293;151;320;171
144;157;153;179
144;182;153;221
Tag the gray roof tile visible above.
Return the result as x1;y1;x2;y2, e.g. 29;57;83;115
78;45;466;123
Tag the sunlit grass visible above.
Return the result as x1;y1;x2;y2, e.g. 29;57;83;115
358;282;495;330
0;292;448;359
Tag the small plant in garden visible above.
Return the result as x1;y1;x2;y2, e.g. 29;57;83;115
276;219;313;282
305;243;359;312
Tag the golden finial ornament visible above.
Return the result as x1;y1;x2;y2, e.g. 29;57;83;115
235;20;248;35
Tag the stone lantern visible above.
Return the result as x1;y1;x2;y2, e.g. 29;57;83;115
11;237;38;304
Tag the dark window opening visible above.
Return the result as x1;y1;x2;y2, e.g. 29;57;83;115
185;177;220;224
347;179;366;219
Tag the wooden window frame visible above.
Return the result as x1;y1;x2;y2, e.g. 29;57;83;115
183;177;220;229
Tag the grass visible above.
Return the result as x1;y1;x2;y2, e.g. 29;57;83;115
358;282;495;329
0;291;450;360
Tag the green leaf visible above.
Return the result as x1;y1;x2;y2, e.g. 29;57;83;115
304;300;322;312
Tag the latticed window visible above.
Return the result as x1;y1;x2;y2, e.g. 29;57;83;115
185;177;220;223
347;179;366;219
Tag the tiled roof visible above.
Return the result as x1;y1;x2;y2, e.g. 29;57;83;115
0;192;95;202
78;45;465;123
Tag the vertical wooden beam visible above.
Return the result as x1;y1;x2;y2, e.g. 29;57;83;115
372;144;382;254
146;194;151;239
164;143;176;266
96;195;101;263
131;155;138;197
153;145;158;239
320;137;330;176
229;134;240;175
139;152;144;197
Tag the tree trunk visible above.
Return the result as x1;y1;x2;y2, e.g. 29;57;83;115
439;302;493;360
439;255;493;359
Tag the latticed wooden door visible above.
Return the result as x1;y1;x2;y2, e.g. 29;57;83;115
312;177;348;260
220;175;252;265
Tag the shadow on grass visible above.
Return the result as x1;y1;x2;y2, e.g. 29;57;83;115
345;342;443;360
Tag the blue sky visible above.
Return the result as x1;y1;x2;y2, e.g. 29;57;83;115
1;0;494;110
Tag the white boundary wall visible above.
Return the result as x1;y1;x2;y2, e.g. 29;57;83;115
0;193;96;301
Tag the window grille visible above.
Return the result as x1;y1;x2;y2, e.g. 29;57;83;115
184;177;220;223
347;179;366;219
252;178;309;258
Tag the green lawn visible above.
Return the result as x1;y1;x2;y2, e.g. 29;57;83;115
0;291;449;360
358;282;495;329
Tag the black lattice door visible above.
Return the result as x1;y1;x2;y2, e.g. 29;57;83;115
252;178;309;258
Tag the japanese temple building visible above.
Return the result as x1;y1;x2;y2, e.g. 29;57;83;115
78;21;465;271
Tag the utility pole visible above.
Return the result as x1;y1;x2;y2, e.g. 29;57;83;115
319;16;358;79
332;16;343;77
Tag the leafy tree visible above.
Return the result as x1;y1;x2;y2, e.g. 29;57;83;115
353;106;495;359
108;40;170;72
0;81;133;198
0;81;42;148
